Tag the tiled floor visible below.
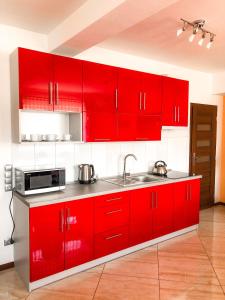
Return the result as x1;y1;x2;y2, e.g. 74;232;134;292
1;205;225;299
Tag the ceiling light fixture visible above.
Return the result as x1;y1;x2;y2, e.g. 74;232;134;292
177;18;215;49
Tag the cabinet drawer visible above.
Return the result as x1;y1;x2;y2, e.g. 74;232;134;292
95;192;129;209
95;202;129;233
94;226;129;258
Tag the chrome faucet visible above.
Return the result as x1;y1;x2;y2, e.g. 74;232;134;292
123;154;137;181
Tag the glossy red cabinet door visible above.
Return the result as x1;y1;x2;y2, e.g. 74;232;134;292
117;69;141;113
30;203;65;282
162;77;189;126
53;56;83;112
64;198;94;270
117;113;136;141
83;62;118;113
176;79;189;126
152;184;174;238
136;115;161;141
19;48;54;111
141;73;163;115
173;179;200;231
94;226;129;259
83;112;117;142
130;188;153;246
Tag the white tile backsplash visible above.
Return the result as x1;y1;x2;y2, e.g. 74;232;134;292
12;128;190;183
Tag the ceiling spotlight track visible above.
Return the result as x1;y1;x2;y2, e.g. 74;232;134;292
177;18;216;49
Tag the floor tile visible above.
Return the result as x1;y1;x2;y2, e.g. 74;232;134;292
159;231;202;245
27;289;82;300
213;267;225;286
94;273;159;300
117;245;158;264
159;255;220;285
198;221;225;237
104;258;158;279
200;237;225;254
160;280;225;300
85;264;105;274
200;206;225;223
42;272;101;299
158;239;207;259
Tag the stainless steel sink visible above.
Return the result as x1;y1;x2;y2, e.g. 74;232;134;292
103;174;163;187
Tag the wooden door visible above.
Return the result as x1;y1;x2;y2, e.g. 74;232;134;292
189;104;217;208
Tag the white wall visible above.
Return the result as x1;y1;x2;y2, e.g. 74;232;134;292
0;26;223;265
212;71;225;95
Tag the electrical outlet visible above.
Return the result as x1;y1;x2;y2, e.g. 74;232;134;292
5;184;12;192
4;164;13;192
4;239;14;246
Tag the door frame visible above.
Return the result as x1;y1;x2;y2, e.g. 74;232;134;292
189;103;217;207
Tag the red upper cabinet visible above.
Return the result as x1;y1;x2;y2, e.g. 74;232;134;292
30;203;65;282
117;68;141;113
83;112;117;142
136;115;161;141
83;62;118;113
162;77;189;126
141;73;163;115
53;55;82;112
64;198;94;270
18;48;82;112
19;48;54;111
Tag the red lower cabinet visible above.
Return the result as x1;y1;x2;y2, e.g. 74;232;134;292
151;184;174;238
173;179;200;230
64;199;94;270
94;226;129;258
30;203;65;282
130;188;153;246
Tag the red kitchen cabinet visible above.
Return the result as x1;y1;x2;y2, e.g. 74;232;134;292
141;73;163;115
18;48;82;112
151;184;174;238
136;115;161;141
53;55;82;112
83;111;117;142
130;188;153;246
162;77;189;126
117;113;136;141
94;226;129;258
173;179;200;231
64;198;94;270
30;203;65;282
19;48;54;111
83;61;118;113
117;68;141;113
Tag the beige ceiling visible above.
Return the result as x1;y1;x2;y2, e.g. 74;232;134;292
0;0;87;33
99;0;225;72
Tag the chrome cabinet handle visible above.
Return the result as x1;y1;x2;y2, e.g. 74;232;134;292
174;106;177;123
49;82;53;105
106;209;122;215
139;91;142;110
60;209;64;232
189;185;192;201
55;82;59;105
151;192;154;209
105;233;122;240
115;89;118;110
186;185;189;201
66;207;70;230
136;138;148;141
178;106;180;123
106;197;122;202
143;92;146;110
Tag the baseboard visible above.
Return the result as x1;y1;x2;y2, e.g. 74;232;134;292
0;262;14;271
214;202;225;206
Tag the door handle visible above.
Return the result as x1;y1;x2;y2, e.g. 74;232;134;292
106;197;122;202
49;82;53;105
94;138;111;141
115;89;118;110
189;185;192;201
60;209;64;232
174;106;177;123
155;192;158;209
105;233;122;240
55;82;59;105
186;185;189;201
105;209;122;215
66;207;70;230
151;192;154;209
139;91;142;110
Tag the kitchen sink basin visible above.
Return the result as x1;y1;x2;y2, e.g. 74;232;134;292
103;174;164;187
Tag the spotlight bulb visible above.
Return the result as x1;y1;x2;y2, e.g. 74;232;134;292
189;34;195;42
177;28;183;36
206;41;212;49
